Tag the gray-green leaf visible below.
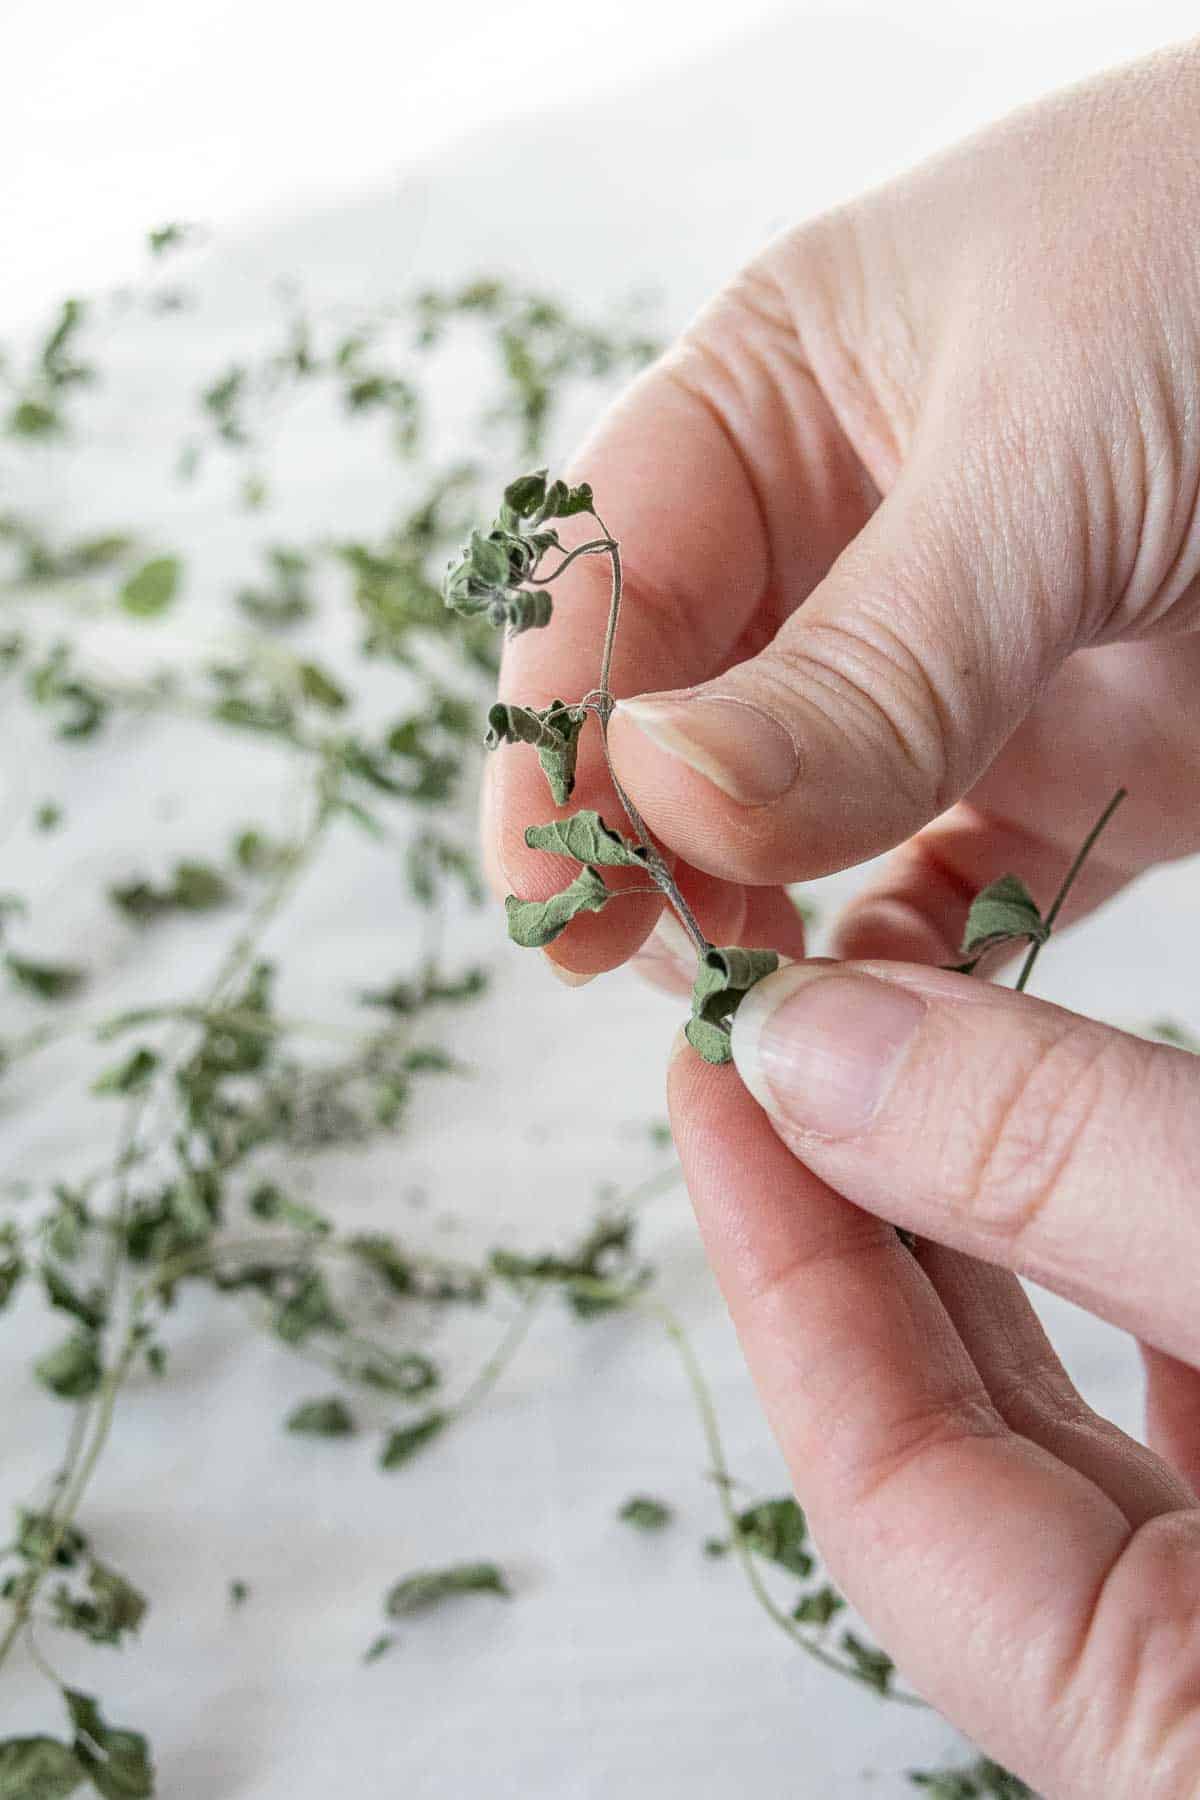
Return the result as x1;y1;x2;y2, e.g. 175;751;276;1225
119;556;180;619
523;809;645;868
485;701;586;805
35;1331;103;1400
504;865;613;948
285;1396;356;1437
63;1691;154;1800
0;1738;86;1799
734;1497;811;1576
385;1561;509;1616
379;1409;446;1469
956;874;1047;967
686;946;780;1065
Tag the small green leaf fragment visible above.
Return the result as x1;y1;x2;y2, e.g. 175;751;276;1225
618;1495;672;1531
379;1409;446;1469
485;701;586;805
792;1584;845;1627
92;1047;158;1097
6;953;86;1002
119;556;180;618
63;1691;154;1800
363;1632;394;1664
385;1561;509;1616
35;1331;103;1400
685;946;779;1065
734;1497;811;1576
0;1737;86;1799
285;1396;356;1437
957;874;1047;964
228;1580;249;1608
504;865;613;948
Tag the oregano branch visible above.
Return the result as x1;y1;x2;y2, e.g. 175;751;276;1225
444;470;777;1061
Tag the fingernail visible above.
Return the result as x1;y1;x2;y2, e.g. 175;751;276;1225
615;694;799;806
544;956;597;988
631;908;698;996
731;965;925;1137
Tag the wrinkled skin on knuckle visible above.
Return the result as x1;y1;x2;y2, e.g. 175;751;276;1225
924;1016;1118;1251
1067;1511;1200;1797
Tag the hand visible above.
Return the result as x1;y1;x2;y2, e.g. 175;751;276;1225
483;42;1200;986
668;965;1200;1797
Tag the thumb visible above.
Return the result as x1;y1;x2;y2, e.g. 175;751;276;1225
729;958;1200;1367
607;448;1084;884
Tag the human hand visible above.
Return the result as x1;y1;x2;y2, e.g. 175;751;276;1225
483;42;1200;986
667;964;1200;1797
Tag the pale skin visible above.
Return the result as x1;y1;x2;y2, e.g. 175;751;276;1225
484;40;1200;1798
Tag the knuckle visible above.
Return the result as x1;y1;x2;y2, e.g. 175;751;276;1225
765;614;951;818
1058;1512;1200;1795
949;1021;1117;1248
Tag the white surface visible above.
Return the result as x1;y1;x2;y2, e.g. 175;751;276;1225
4;5;1200;1795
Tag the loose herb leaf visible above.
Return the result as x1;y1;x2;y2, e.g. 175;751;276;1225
504;865;614;948
385;1561;509;1616
92;1048;159;1097
285;1396;356;1437
63;1691;154;1800
379;1410;446;1469
119;556;180;619
840;1629;895;1694
6;953;87;1002
51;1561;147;1647
0;1737;86;1799
35;1331;103;1400
228;1581;249;1608
363;1633;394;1664
618;1495;672;1531
686;947;779;1066
42;1265;107;1331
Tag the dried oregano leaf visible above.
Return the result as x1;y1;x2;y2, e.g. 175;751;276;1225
685;946;779;1066
485;701;586;805
734;1497;811;1577
63;1690;154;1800
0;1737;86;1799
955;874;1047;969
379;1409;446;1469
523;810;645;867
618;1495;672;1531
285;1396;356;1437
385;1561;509;1616
504;865;612;948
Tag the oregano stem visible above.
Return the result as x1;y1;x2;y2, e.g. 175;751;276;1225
1014;787;1126;993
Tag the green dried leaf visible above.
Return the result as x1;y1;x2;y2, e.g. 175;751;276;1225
6;953;86;1002
363;1633;394;1664
64;1691;154;1800
35;1331;103;1400
385;1561;509;1616
840;1628;894;1693
956;874;1047;968
92;1047;159;1097
297;661;347;712
734;1497;811;1577
0;1738;86;1799
686;946;779;1065
504;865;613;948
523;809;645;867
271;1270;344;1345
618;1495;672;1531
791;1584;844;1627
119;556;180;619
247;1184;330;1236
42;1264;107;1331
909;1757;1033;1797
110;861;229;923
379;1409;446;1469
16;1511;87;1566
51;1560;147;1646
485;701;586;805
285;1396;356;1437
228;1580;249;1607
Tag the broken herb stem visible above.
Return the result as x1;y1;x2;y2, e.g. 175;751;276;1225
527;537;616;586
1014;788;1126;994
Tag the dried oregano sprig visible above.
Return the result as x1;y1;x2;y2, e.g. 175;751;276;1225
444;469;778;1062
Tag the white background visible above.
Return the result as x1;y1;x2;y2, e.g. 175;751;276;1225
3;3;1200;1795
